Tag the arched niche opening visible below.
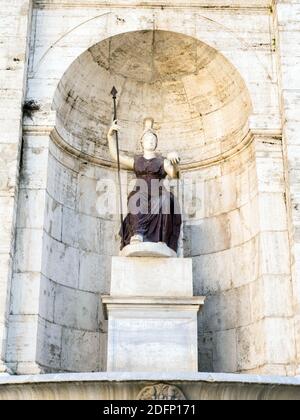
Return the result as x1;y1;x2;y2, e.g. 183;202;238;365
53;30;252;167
36;30;256;373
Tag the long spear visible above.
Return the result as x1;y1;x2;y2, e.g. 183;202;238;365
110;86;125;247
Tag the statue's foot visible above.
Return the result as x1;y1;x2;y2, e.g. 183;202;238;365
130;234;144;244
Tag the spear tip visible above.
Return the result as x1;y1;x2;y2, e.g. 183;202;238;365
111;86;118;98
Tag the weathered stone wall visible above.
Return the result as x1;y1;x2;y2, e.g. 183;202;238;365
2;0;300;376
7;133;120;373
274;0;300;376
188;135;294;375
38;142;118;372
0;0;33;373
6;132;49;374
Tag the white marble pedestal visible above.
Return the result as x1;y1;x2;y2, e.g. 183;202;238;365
102;257;205;372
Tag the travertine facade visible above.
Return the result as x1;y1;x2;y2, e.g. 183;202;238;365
1;0;300;382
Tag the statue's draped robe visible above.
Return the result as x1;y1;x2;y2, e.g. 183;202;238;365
121;155;182;252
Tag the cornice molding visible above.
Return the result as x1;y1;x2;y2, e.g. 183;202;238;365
33;1;273;12
23;124;282;172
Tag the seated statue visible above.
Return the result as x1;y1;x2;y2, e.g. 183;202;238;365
107;119;182;253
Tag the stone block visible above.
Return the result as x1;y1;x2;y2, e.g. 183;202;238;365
202;290;238;333
54;284;99;331
14;228;43;273
249;278;264;323
283;121;300;145
231;236;260;288
39;276;56;323
236;284;252;328
46;155;77;208
99;332;108;372
44;195;62;242
295;315;300;368
61;327;100;372
259;232;290;275
204;173;237;217
78;214;101;254
193;250;232;295
214;329;237;373
0;197;14;254
10;362;42;376
111;257;193;297
281;59;300;90
0;254;11;319
98;219;120;256
61;206;78;247
10;272;41;316
16;189;46;229
236;168;251;208
103;296;203;373
256;156;285;193
6;315;39;363
79;251;110;294
104;253;204;372
0;118;21;144
237;321;265;371
198;331;214;372
258;193;288;231
0;321;7;361
36;319;62;371
250;273;294;323
0;223;13;255
262;275;294;318
185;214;231;256
264;318;296;365
19;144;49;190
42;235;79;288
78;175;98;217
0;142;19;177
229;196;259;248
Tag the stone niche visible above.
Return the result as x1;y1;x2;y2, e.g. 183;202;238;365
53;30;251;168
10;29;293;376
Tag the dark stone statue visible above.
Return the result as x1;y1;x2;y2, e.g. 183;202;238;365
107;118;182;253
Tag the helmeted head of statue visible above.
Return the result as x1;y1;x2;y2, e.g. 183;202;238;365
141;129;158;152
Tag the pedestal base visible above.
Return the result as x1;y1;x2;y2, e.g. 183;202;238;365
102;296;204;372
102;257;205;373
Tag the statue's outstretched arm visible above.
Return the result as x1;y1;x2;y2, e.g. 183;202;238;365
164;152;181;179
107;120;134;170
